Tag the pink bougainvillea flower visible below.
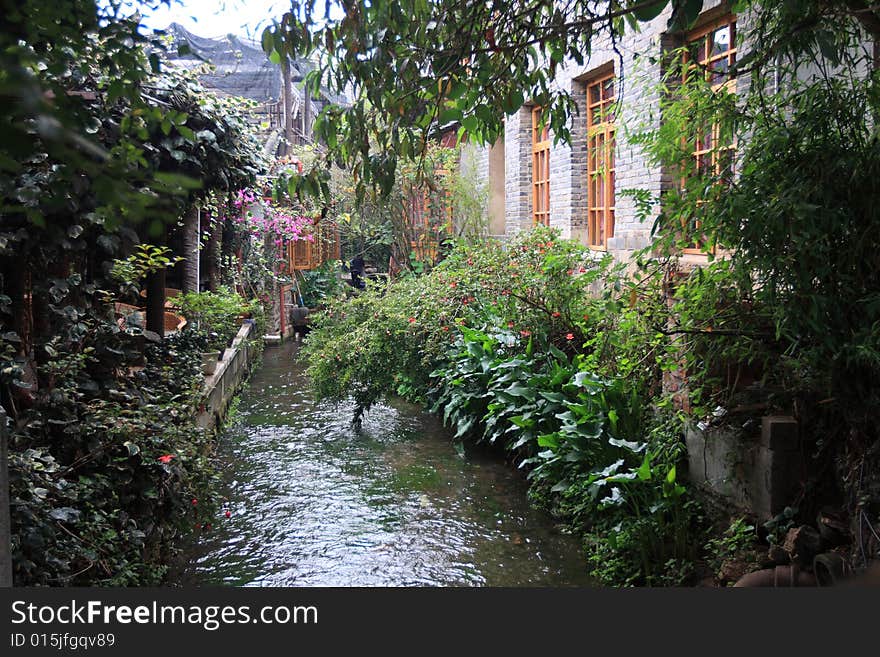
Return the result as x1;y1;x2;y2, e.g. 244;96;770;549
158;454;175;464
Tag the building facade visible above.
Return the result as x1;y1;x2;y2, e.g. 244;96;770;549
467;1;747;261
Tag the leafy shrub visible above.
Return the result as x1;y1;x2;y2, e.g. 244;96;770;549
297;261;343;308
8;319;220;585
302;226;704;584
177;286;257;351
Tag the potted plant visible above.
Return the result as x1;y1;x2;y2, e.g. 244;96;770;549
202;350;219;375
195;331;221;374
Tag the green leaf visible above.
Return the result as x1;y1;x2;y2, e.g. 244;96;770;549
632;0;668;22
261;27;274;53
504;383;536;401
636;453;652;481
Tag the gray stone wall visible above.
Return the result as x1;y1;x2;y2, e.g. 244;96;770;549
490;1;737;260
504;105;536;236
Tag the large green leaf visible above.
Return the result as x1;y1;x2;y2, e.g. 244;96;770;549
631;0;668;22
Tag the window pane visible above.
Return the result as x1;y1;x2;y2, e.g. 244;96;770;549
602;77;615;100
711;26;730;57
711;57;729;84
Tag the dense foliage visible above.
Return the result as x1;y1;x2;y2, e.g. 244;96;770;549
1;1;269;585
9;325;219;585
263;0;880;199
302;228;705;584
178;287;263;352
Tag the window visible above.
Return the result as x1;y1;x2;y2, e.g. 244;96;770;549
682;16;737;253
586;72;616;249
532;106;550;226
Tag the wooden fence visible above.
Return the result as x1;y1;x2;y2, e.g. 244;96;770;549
288;221;341;271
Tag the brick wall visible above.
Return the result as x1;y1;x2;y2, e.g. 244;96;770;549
483;1;735;261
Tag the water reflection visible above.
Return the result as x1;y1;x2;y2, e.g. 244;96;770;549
175;341;593;587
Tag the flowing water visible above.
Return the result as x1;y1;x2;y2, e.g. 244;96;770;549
175;341;593;586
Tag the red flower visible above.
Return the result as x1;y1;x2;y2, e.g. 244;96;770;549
578;267;586;273
408;317;416;323
551;311;561;318
442;326;450;332
520;329;531;337
158;454;175;464
566;333;575;341
191;498;198;506
450;281;457;288
225;510;232;519
507;321;515;328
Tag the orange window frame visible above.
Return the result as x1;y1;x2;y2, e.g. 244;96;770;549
586;73;616;250
532;106;550;226
682;16;737;254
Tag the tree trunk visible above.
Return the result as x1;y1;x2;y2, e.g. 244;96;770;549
182;206;200;294
282;56;294;152
207;220;222;293
145;225;167;337
145;266;166;338
0;406;12;587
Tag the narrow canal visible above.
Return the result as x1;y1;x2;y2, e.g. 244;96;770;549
176;341;593;586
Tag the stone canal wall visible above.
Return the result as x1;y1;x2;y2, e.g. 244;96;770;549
196;321;257;431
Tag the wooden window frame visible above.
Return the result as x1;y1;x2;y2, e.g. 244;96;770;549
681;15;737;255
532;106;551;226
586;72;616;250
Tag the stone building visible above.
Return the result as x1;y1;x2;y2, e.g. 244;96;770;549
465;0;746;261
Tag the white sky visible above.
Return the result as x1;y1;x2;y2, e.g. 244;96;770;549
128;0;294;42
